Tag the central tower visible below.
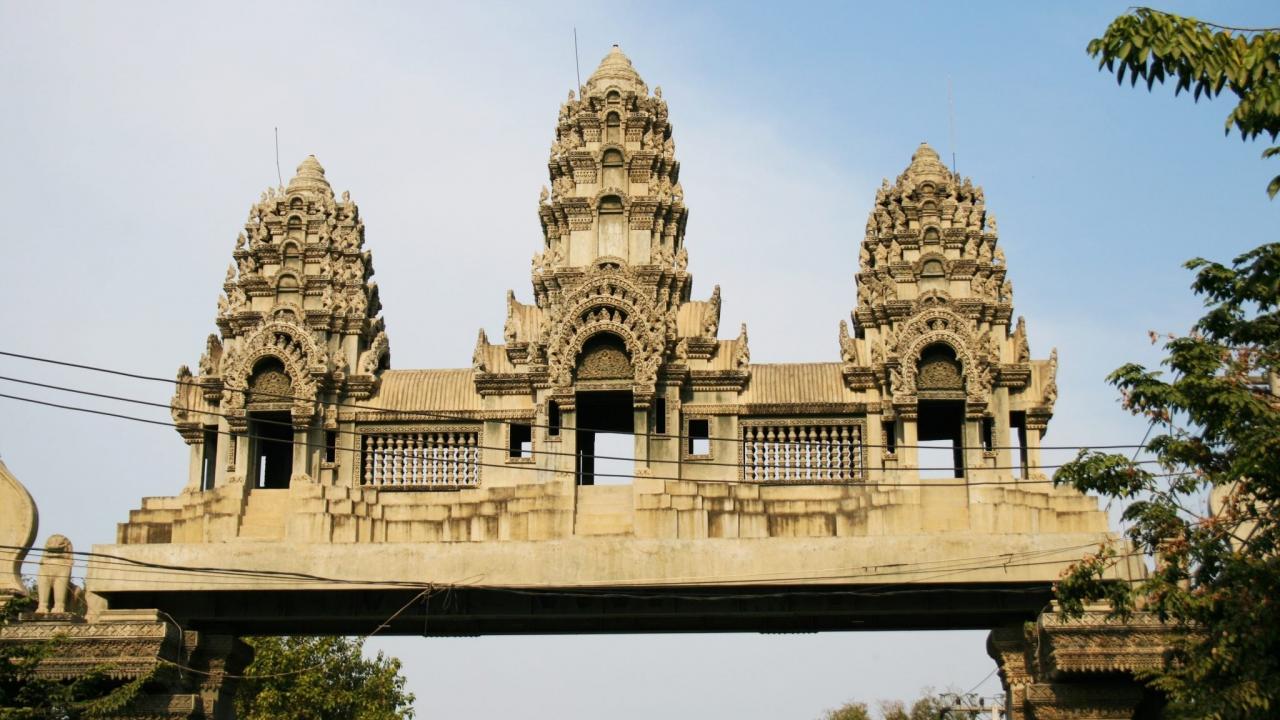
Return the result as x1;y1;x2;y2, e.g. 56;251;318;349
476;45;739;486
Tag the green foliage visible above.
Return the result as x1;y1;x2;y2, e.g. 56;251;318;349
820;701;871;720
1087;7;1280;196
236;636;415;720
1056;243;1280;717
0;595;155;719
822;691;952;720
1059;12;1280;716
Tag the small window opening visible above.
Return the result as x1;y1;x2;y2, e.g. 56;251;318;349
598;195;625;257
655;398;667;434
602;148;625;188
1010;411;1028;478
548;401;561;437
606;112;621;144
201;426;218;490
981;417;995;453
882;420;896;455
325;431;337;463
688;419;710;456
509;423;533;459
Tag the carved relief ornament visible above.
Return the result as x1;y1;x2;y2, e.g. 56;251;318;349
219;320;327;428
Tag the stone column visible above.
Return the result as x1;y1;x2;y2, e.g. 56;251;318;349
988;626;1034;720
1025;682;1143;720
184;632;254;720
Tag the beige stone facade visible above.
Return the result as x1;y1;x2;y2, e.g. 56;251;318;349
112;47;1105;565
0;45;1168;720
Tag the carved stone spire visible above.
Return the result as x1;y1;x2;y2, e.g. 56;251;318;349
183;155;390;440
845;143;1054;426
535;45;687;276
485;47;741;405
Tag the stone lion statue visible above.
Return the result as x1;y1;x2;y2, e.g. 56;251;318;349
35;534;74;614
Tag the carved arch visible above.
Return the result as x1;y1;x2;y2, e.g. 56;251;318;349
893;308;992;405
545;272;666;392
220;321;327;428
357;330;390;375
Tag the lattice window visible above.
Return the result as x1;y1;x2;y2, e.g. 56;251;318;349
741;422;862;483
361;430;480;488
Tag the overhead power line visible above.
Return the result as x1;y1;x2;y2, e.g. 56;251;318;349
0;349;1151;452
0;390;1168;488
0;373;1156;477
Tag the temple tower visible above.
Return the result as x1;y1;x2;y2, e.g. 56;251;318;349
170;156;388;493
843;143;1057;482
477;45;742;486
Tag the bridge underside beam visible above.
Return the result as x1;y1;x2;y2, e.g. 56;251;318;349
98;583;1053;636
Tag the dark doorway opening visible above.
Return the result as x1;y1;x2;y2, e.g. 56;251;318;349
917;400;965;478
250;411;293;489
575;390;633;485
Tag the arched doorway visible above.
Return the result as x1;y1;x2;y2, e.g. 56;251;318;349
246;358;294;489
574;333;634;485
915;343;966;478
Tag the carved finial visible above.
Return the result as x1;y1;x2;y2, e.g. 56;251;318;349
472;329;489;373
342;190;351;203
539;185;549;204
568;89;575;101
655;86;663;98
1043;348;1059;405
35;534;75;614
704;285;721;337
735;323;750;369
235;232;246;250
839;320;859;365
225;263;236;284
986;212;998;234
504;291;519;344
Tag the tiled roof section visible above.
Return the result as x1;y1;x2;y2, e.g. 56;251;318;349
366;369;482;411
739;363;856;405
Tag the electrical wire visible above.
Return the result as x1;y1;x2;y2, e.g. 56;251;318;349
0;390;1165;487
0;373;1145;477
0;349;1149;452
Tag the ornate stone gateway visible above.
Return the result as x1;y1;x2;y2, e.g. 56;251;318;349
2;47;1166;718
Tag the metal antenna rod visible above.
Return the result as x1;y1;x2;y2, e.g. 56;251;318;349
274;127;283;188
947;76;958;177
573;27;581;91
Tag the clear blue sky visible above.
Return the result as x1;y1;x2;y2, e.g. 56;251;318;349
1;2;1275;717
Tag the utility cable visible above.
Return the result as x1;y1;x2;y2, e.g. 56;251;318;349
0;390;1165;486
0;373;1131;477
0;349;1148;452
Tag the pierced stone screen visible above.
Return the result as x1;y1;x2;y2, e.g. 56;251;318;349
741;422;862;483
361;430;480;488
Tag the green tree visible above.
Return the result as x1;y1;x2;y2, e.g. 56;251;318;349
0;595;154;719
1055;7;1280;719
820;700;871;720
236;636;415;720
